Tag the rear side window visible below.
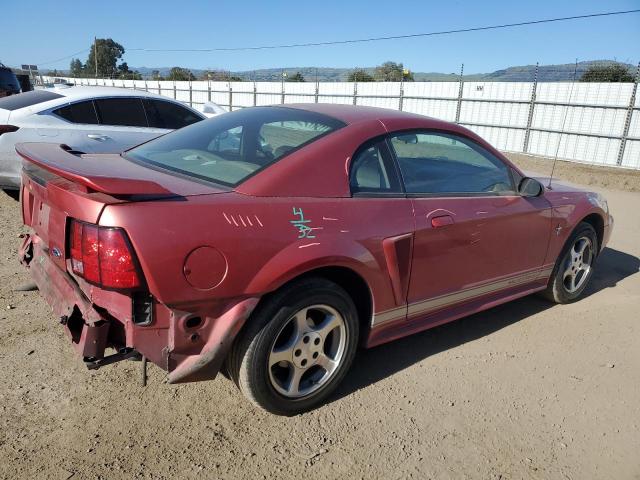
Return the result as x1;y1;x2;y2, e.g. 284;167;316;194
350;141;401;194
143;99;202;129
0;90;63;110
53;101;99;124
94;98;147;127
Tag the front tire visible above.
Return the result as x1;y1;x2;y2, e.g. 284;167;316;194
543;222;598;304
228;277;359;415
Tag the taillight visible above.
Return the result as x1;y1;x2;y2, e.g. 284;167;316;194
0;125;19;136
69;220;141;289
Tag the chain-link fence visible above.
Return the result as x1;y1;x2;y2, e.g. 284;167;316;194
44;61;640;169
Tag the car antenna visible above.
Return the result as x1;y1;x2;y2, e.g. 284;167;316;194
548;59;579;189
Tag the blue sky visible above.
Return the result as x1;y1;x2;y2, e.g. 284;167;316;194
2;0;639;73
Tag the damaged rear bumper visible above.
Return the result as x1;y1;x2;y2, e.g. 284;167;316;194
19;233;259;383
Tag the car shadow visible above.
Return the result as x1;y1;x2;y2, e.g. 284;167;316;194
329;247;639;404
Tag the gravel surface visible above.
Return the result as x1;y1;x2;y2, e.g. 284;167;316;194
1;160;639;479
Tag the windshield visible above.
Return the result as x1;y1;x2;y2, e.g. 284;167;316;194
125;106;344;186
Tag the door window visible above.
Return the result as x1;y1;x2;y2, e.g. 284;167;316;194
143;99;202;129
389;132;514;195
94;98;147;127
53;101;99;124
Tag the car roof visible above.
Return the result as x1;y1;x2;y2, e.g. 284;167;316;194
43;85;171;101
282;103;438;125
0;85;196;117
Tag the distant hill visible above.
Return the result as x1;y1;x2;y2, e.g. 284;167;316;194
45;60;635;82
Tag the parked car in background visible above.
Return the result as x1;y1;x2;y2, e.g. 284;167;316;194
16;104;612;415
0;85;222;192
0;65;21;97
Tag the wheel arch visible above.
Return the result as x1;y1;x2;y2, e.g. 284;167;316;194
580;212;605;253
250;265;374;345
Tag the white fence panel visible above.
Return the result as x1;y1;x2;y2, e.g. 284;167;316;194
627;109;640;139
532;104;627;136
464;125;526;153
404;81;459;99
536;82;633;106
283;82;317;104
459;101;530;127
622;140;640;168
318;82;353;104
357;82;401;109
402;98;457;122
464;81;533;101
528;131;621;166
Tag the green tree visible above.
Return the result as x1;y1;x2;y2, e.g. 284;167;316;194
580;63;635;82
287;72;305;82
201;70;242;81
347;69;374;82
85;38;125;77
374;61;414;81
69;58;84;77
167;67;196;81
151;70;164;80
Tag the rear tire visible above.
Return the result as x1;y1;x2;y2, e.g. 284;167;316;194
228;277;359;415
543;222;598;304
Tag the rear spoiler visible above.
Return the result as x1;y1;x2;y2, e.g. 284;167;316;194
16;142;172;195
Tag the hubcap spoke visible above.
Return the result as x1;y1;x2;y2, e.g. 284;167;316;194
269;347;292;367
315;314;342;337
286;367;305;395
294;308;310;336
316;353;338;373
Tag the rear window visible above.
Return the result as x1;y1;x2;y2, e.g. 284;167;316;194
0;89;63;111
0;70;20;90
143;99;202;129
53;101;99;124
125;107;344;187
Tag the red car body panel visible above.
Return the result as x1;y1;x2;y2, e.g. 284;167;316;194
16;104;613;384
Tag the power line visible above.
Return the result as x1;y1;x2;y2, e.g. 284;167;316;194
127;9;640;52
31;9;640;66
36;48;90;66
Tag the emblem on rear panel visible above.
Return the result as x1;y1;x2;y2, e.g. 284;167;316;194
51;247;62;258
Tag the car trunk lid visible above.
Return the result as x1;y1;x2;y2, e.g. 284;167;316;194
17;142;228;272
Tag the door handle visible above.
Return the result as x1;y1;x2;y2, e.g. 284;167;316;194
431;215;454;228
87;134;110;141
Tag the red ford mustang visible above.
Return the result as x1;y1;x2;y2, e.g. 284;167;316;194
16;104;613;415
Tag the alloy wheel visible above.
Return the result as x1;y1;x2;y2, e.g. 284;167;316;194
268;304;347;398
562;236;593;293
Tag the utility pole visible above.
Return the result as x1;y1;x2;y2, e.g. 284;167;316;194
94;36;98;78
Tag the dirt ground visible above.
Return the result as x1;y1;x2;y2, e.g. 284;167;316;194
506;152;640;193
0;160;639;480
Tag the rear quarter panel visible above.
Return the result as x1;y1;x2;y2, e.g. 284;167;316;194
99;193;414;321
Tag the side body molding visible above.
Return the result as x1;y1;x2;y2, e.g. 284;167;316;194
372;233;414;327
382;232;413;305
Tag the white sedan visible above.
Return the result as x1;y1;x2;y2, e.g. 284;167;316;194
0;85;223;192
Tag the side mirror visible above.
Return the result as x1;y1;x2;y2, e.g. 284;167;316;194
518;177;544;197
395;134;418;144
